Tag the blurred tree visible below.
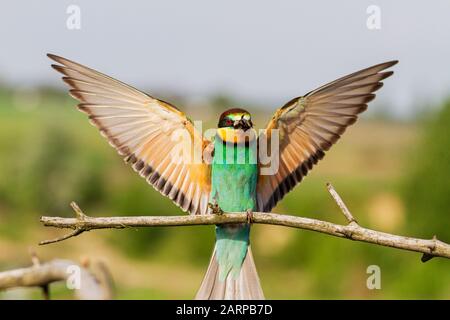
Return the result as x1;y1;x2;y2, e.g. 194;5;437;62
403;98;450;241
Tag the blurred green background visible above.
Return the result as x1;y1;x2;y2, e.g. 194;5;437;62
1;0;450;300
0;86;449;299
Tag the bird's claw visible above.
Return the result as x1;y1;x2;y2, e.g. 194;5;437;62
208;202;223;215
246;209;254;224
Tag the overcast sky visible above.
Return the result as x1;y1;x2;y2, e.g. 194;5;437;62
1;0;450;117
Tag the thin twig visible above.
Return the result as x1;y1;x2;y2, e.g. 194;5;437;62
29;249;40;267
39;202;87;245
39;229;85;246
39;185;450;262
326;182;358;225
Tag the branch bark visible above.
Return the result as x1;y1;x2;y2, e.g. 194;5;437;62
0;258;114;300
39;184;450;262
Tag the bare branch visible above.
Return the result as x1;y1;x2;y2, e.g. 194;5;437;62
70;201;86;220
38;202;88;245
421;235;438;262
39;186;450;262
39;228;85;245
28;248;50;299
326;182;358;225
0;259;114;300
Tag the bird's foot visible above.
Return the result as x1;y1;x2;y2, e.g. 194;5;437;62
246;209;254;224
208;202;223;215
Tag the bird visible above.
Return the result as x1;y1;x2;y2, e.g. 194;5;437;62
47;53;397;299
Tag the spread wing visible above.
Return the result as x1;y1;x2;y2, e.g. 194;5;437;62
256;60;398;212
48;54;211;215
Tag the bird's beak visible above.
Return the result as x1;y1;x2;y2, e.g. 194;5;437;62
233;117;252;131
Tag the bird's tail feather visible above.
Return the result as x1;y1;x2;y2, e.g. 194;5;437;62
195;245;264;300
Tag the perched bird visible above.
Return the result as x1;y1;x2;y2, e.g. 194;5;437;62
48;54;397;299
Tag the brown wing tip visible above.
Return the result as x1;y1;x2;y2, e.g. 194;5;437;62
50;64;68;76
48;53;81;69
69;89;85;101
62;77;79;89
378;60;399;72
376;60;398;68
386;60;399;67
380;70;394;80
47;53;65;64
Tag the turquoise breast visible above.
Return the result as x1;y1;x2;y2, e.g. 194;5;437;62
210;134;258;280
210;137;258;211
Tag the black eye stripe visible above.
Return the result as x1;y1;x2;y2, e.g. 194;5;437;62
218;114;252;128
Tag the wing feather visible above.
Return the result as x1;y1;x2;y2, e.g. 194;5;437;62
256;60;398;212
48;54;212;215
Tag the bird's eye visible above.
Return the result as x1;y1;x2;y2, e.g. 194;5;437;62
226;119;233;125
